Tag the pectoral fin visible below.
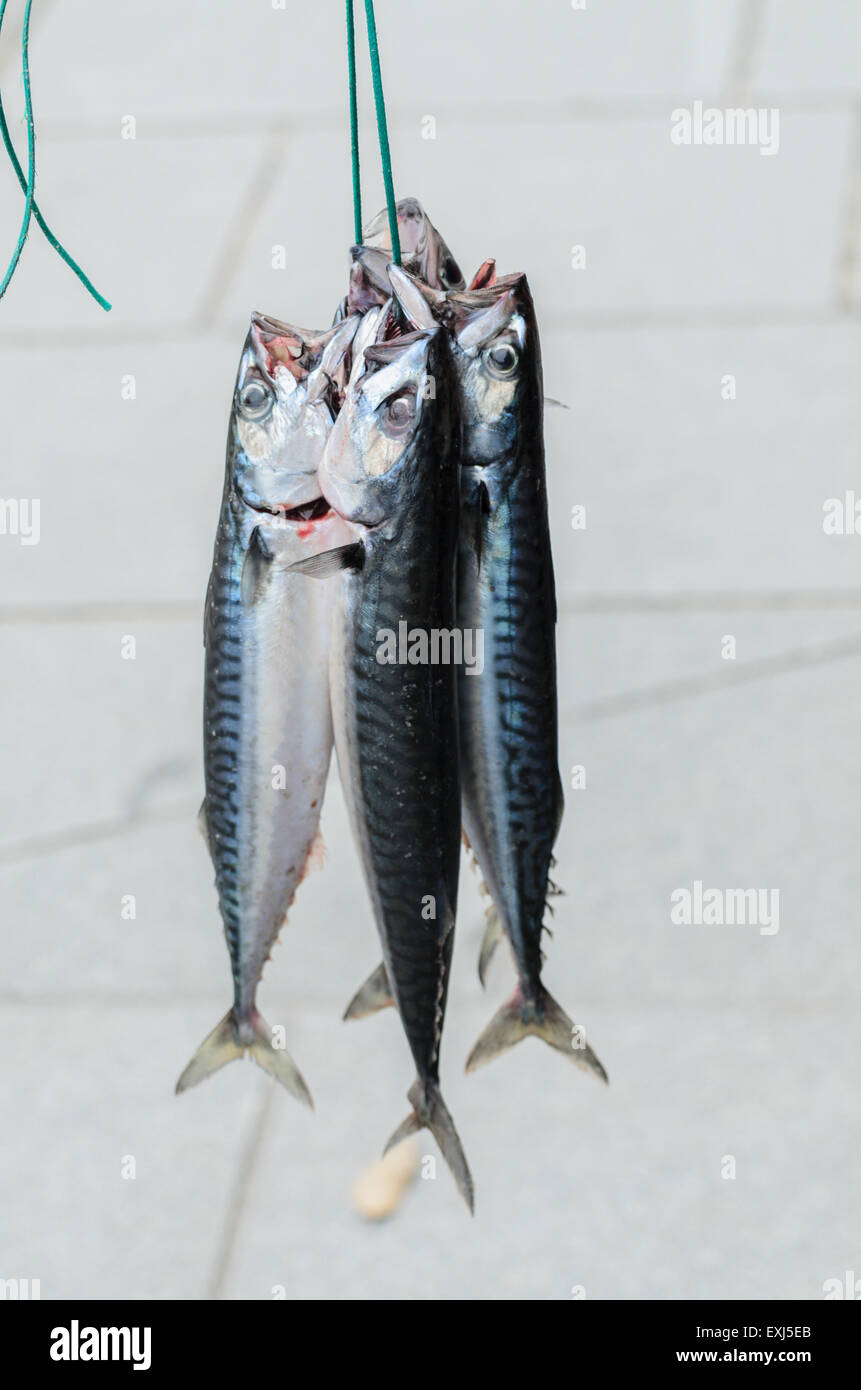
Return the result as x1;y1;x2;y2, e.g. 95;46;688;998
241;526;274;606
288;542;364;579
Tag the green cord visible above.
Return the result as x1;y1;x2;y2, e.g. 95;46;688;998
363;0;400;264
346;1;362;244
0;0;34;300
0;0;110;309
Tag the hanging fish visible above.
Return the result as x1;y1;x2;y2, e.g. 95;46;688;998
176;311;357;1102
382;263;607;1084
291;319;473;1210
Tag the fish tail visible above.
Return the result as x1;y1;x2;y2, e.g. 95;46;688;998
342;961;394;1020
465;986;608;1084
384;1079;474;1214
175;1007;313;1107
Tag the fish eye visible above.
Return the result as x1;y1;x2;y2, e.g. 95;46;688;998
379;388;416;439
238;378;273;420
483;341;519;379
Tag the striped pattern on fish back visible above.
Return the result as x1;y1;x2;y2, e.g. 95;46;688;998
460;458;562;993
203;498;247;993
345;506;460;1083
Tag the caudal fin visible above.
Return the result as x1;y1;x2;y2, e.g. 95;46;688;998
343;961;394;1020
384;1080;474;1214
465;987;608;1084
175;1008;313;1107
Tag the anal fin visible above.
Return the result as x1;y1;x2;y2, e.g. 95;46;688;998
343;961;394;1020
477;907;503;987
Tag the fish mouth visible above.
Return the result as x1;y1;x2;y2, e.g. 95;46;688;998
237;478;333;523
248;496;333;523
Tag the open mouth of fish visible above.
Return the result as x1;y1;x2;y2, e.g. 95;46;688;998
247;496;333;523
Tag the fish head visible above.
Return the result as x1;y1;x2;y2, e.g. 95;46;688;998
347;240;460;318
320;319;443;529
229;311;358;519
447;274;538;466
386;265;538;466
347;246;393;313
363;197;464;292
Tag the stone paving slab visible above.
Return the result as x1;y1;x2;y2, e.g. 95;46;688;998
0;134;262;331
544;323;861;598
217;110;852;336
0;1;742;127
1;606;855;862
0;1001;266;1299
218;1003;861;1300
0;337;229;605
556;610;861;709
0;621;201;850
753;1;861;97
554;654;861;1010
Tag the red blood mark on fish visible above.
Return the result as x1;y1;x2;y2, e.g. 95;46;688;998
252;319;308;381
266;335;308;382
298;826;326;884
280;498;332;534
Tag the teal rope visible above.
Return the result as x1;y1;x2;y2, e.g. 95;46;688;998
0;1;110;309
346;0;362;244
363;0;400;264
0;0;35;301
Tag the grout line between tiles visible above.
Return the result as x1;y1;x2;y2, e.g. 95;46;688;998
195;128;291;331
24;90;861;144
0;602;202;623
2;626;859;867
0;802;191;867
0;0;57;81
723;0;766;106
569;630;861;724
2;591;861;627
836;102;861;312
558;591;861;614
205;1085;275;1301
2;306;857;352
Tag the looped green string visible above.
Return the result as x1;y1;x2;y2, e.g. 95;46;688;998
0;0;110;309
363;0;400;266
0;0;34;300
346;1;362;245
347;0;401;265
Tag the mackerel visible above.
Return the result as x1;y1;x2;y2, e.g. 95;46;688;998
176;311;356;1100
292;320;473;1209
387;264;607;1083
